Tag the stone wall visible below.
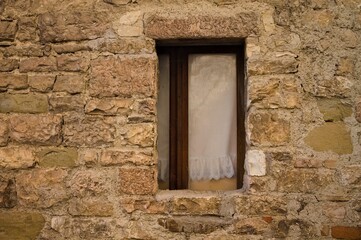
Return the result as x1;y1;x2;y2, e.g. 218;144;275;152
0;0;360;239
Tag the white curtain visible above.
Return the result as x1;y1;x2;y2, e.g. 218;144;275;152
157;54;237;182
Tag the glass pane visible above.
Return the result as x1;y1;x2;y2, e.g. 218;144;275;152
188;54;237;191
157;54;170;190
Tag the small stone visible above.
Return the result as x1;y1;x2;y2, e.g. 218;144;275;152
340;165;361;187
336;57;354;75
248;54;298;75
97;38;154;54
0;73;28;89
0;59;19;72
57;55;89;72
321;225;329;236
322;203;346;221
85;98;133;115
234;195;287;215
0;94;49;113
356;99;361;123
52;43;91;54
245;150;266;176
28;75;55;92
316;76;352;98
0;117;9;146
234;217;269;234
36;147;77;168
9;114;62;145
170;197;220;215
100;150;154;166
294;159;322;168
0;212;45;239
19;57;57;72
68;198;114;216
49;94;85;112
17;17;38;41
301;10;333;30
317;98;352;122
331;226;361;239
0;20;17;41
305;122;353;155
78;149;100;166
119;167;156;195
53;74;85;94
323;159;337;169
113;11;143;37
0;177;17;208
121;123;155;147
0;147;34;169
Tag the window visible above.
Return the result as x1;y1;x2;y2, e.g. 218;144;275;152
157;41;246;191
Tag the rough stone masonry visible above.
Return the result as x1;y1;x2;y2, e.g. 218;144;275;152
0;0;361;239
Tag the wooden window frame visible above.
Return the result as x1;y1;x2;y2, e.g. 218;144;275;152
157;43;246;190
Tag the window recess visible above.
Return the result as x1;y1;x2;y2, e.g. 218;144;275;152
157;43;246;191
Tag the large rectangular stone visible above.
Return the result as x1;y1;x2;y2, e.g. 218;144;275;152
0;147;35;169
53;74;85;94
57;55;89;72
100;150;154;166
9;114;62;145
0;59;19;72
28;75;55;92
0;94;49;113
248;54;298;75
49;94;85;112
0;73;28;89
85;98;133;115
119;167;156;195
0;20;17;41
89;56;156;97
19;57;57;72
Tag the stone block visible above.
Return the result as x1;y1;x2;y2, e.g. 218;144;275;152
145;12;258;39
0;73;28;89
339;165;361;187
336;57;354;75
53;74;85;94
170;197;220;215
1;45;44;57
304;122;353;155
322;203;346;222
19;57;57;72
121;123;155;147
0;176;16;208
89;56;156;97
100;150;154;166
0;94;49;113
16;169;68;208
0;212;45;239
9;114;62;145
57;55;89;72
17;16;38;41
63;115;117;147
356;99;361;123
28;75;55;92
39;11;109;43
0;20;17;41
120;197;167;214
113;11;143;37
0;59;18;72
49;94;85;112
249;112;290;146
97;38;154;54
53;42;91;54
119;167;156;195
331;226;361;239
294;159;322;168
0;117;9;146
245;150;266;176
234;195;287;215
315;76;352;98
68;198;114;216
0;147;35;169
248;54;298;75
301;10;333;30
234;217;269;234
85;98;133;115
317;98;352;122
78;149;100;166
36;147;77;168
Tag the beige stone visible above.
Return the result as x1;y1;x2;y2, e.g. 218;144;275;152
57;55;89;72
0;212;45;240
317;98;352;122
294;159;322;168
0;73;28;89
68;198;114;216
121;123;155;147
114;11;143;37
119;167;156;195
16;169;68;208
52;42;91;54
89;56;156;97
301;10;333;30
248;54;298;75
63;115;117;147
49;94;85;112
0;93;49;113
78;149;100;166
1;44;44;57
249;112;290;146
0;117;9;146
100;150;154;166
28;74;55;92
120;197;167;214
316;76;352;98
305;122;353;154
9;114;62;145
17;17;38;42
19;57;57;72
0;147;35;169
0;58;18;72
336;57;354;75
0;20;17;41
36;147;77;168
170;197;220;215
53;74;85;94
85;98;133;115
234;195;287;215
97;38;154;54
339;165;361;187
234;217;269;234
322;203;346;222
103;0;131;6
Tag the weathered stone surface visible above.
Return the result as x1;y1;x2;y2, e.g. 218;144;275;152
36;147;77;167
274;219;316;238
301;10;333;31
52;42;91;54
17;17;38;41
266;151;292;162
121;123;155;147
322;203;346;222
331;226;361;239
68;198;114;216
9;114;62;145
234;217;269;234
119;167;156;195
103;0;131;6
0;176;17;208
113;11;143;37
305;122;353;154
63;115;117;147
57;55;89;72
39;11;110;43
0;117;9;146
337;57;354;75
315;76;352;98
356;99;361;123
0;20;17;41
85;98;133;115
339;165;361;187
170;197;220;215
78;149;100;166
100;150;154;166
249;112;290;146
245;150;266;176
0;212;45;240
0;73;28;89
0;147;35;169
28;75;55;92
89;56;156;97
49;94;85;112
0;59;18;72
158;216;229;234
53;74;85;94
249;75;301;108
97;38;154;54
248;54;298;75
0;94;48;113
317;98;352;121
16;169;68;208
68;169;114;198
145;12;258;39
234;195;287;215
294;159;322;168
1;45;44;57
19;57;57;72
120;197;167;214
